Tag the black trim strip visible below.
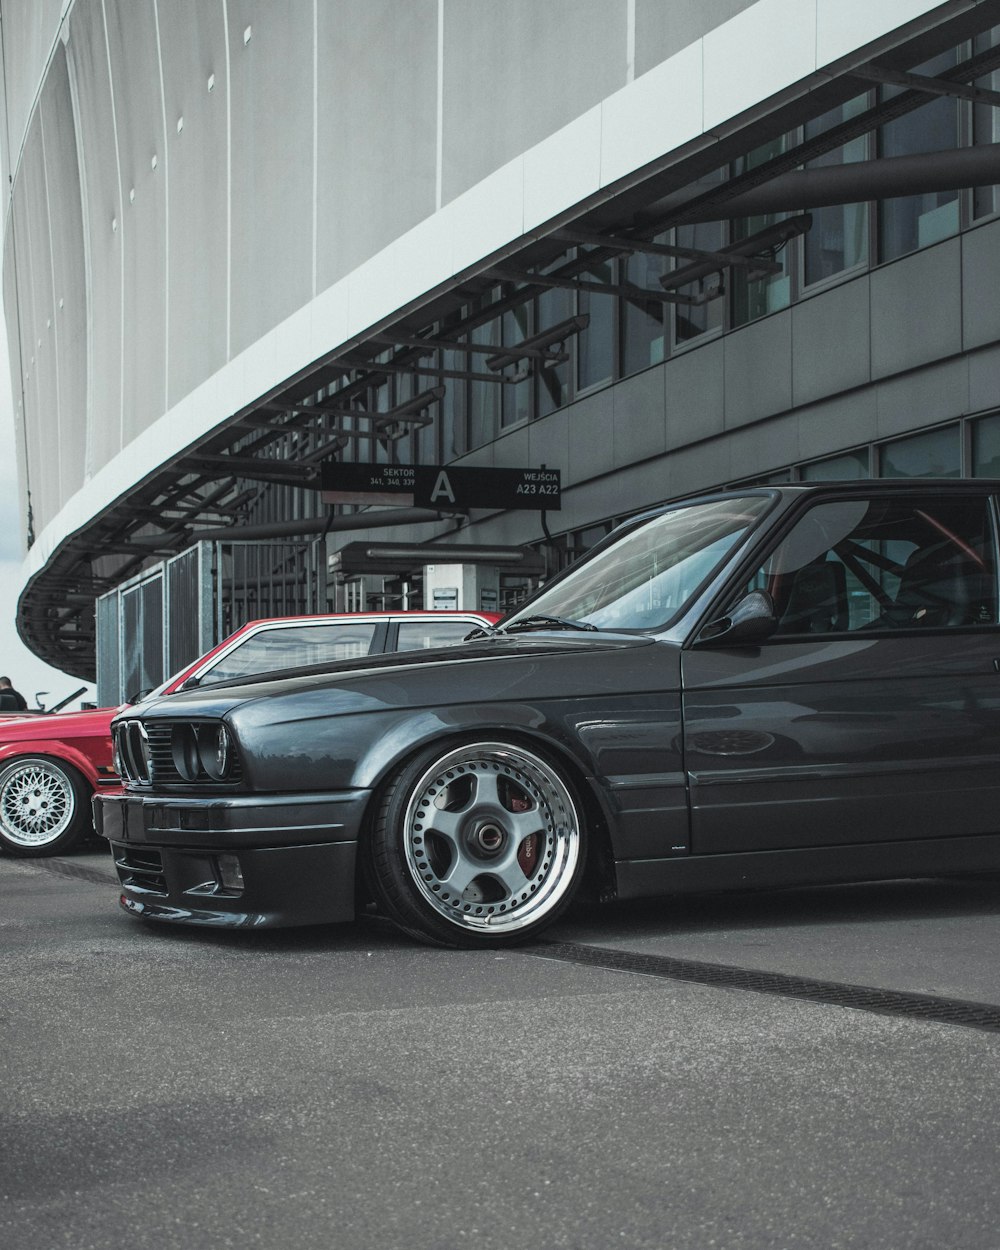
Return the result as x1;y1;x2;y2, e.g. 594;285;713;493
526;940;1000;1034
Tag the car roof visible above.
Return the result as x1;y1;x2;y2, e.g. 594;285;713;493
608;478;1000;536
749;478;1000;493
228;609;501;629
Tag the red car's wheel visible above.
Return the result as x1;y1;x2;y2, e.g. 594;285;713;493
0;757;92;856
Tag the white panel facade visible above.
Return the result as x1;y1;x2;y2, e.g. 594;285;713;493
157;0;230;406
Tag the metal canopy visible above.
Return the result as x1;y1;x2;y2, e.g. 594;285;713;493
18;0;1000;678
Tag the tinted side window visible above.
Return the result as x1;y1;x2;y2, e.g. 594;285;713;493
395;620;477;651
202;623;378;683
739;495;997;634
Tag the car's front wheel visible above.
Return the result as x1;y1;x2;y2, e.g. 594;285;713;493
0;757;92;856
368;739;587;947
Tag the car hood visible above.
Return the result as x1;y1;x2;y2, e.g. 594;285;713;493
128;632;661;723
0;705;119;742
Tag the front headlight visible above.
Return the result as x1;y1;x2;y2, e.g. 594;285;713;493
198;723;234;781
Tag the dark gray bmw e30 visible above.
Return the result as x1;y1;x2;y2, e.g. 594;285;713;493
95;479;1000;946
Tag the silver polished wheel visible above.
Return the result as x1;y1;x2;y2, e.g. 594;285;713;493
0;758;84;853
396;741;584;939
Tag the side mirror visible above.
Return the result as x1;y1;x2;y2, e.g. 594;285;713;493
179;675;202;691
695;590;778;647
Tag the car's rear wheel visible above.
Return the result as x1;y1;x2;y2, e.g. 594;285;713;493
0;757;92;857
368;739;587;947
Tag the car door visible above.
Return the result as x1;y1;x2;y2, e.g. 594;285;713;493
681;488;1000;853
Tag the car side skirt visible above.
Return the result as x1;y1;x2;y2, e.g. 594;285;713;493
614;833;1000;899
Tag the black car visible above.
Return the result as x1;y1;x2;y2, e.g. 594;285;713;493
95;479;1000;947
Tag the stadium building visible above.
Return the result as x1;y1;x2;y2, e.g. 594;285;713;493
3;0;1000;702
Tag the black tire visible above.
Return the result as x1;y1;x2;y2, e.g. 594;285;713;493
0;756;92;857
367;739;587;948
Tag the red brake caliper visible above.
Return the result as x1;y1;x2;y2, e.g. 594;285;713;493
511;791;539;875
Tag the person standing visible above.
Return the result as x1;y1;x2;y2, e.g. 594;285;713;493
0;677;28;712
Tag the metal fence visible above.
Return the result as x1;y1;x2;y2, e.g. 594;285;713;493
96;539;328;706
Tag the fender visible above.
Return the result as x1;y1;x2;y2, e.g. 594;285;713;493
0;738;110;788
236;689;687;863
343;707;626;846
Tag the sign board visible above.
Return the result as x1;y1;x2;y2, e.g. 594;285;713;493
431;586;459;609
320;463;561;510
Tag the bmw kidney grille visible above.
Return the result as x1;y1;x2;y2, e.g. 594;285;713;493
114;720;241;785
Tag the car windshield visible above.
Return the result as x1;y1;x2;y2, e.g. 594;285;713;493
505;495;773;632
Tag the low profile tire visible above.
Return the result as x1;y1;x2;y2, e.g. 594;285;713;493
367;739;587;948
0;757;92;857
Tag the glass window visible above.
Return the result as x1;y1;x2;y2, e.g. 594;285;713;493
731;214;792;325
505;495;773;632
973;28;1000;220
623;240;669;374
501;303;532;427
803;97;870;286
201;622;378;684
731;138;793;327
801;449;870;480
370;371;392;465
469;313;500;448
880;426;960;478
973;413;1000;476
536;281;573;416
737;494;997;634
396;619;478;651
672;220;726;344
577;251;615;391
440;345;467;460
415;366;439;462
879;50;961;261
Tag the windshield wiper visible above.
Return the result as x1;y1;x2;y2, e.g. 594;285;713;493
463;623;500;640
501;614;598;634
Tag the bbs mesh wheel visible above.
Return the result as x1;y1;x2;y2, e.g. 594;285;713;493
367;739;586;947
0;756;92;857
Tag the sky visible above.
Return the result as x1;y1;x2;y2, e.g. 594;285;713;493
0;321;96;711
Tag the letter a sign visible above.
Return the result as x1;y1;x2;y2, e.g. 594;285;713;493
429;470;456;504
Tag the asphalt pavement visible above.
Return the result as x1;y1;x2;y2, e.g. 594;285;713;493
2;845;999;1250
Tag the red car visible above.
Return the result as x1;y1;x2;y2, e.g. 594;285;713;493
0;610;499;857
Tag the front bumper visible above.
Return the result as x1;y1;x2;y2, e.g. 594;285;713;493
93;789;370;928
